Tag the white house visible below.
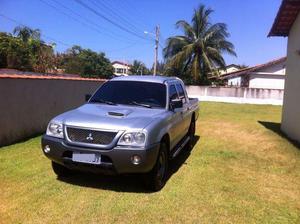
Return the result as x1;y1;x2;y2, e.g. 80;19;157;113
112;61;131;76
221;57;286;89
269;0;300;143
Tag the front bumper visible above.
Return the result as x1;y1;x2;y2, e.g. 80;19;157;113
41;135;160;175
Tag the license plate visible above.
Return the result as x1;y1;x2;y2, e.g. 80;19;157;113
72;153;101;165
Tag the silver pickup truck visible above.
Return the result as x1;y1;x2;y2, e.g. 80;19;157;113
42;76;199;191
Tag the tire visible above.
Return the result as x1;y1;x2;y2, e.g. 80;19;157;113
51;161;72;177
186;118;196;150
145;142;169;191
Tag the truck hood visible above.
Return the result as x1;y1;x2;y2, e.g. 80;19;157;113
56;103;166;131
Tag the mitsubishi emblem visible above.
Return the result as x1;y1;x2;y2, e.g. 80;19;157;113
86;133;94;141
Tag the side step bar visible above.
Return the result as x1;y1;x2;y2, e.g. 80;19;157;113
171;136;190;159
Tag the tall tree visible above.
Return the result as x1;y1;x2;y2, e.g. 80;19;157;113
0;26;55;72
0;32;11;68
129;60;150;75
6;37;32;70
13;26;41;42
61;45;114;78
1;27;112;77
163;5;236;84
32;43;55;73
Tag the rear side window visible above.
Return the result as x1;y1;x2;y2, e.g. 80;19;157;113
176;83;186;103
169;85;178;100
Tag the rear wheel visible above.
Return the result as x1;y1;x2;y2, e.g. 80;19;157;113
145;142;168;191
186;118;196;150
51;161;72;177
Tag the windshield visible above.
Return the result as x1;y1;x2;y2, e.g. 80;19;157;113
89;81;167;108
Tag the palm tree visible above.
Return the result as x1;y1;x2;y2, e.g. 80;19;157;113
13;26;41;42
129;60;150;75
163;5;236;83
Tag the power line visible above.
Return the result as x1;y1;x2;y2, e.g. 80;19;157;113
73;0;149;41
47;0;152;43
88;0;144;35
49;0;142;43
0;13;154;56
160;33;166;43
105;41;152;53
123;0;153;29
114;0;152;30
0;13;72;47
49;0;118;36
39;0;135;43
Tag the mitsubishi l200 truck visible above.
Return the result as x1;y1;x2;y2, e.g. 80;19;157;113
42;76;199;191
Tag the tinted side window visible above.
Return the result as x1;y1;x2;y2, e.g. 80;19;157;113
176;83;186;102
169;85;178;101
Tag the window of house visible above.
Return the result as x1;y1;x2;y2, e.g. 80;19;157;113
116;68;124;73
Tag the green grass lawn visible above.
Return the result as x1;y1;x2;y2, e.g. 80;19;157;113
1;102;300;224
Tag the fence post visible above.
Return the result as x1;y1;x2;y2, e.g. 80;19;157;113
243;88;247;99
204;87;208;97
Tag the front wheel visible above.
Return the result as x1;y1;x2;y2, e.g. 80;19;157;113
145;142;169;191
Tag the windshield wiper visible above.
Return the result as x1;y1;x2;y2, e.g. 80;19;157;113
130;101;152;108
91;99;117;105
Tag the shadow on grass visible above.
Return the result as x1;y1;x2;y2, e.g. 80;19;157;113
0;132;43;148
58;135;200;193
258;121;300;149
166;135;200;181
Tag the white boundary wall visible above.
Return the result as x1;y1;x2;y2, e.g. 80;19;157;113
186;86;283;105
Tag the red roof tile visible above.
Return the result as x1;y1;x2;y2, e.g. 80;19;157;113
220;57;286;79
112;61;131;66
269;0;300;36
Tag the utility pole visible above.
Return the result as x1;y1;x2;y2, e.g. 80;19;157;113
144;26;160;76
153;25;160;76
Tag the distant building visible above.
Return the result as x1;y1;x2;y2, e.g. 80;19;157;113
269;0;300;143
220;57;286;89
219;64;241;75
112;61;131;76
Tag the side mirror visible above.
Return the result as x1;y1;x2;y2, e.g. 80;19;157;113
170;99;183;110
85;94;92;102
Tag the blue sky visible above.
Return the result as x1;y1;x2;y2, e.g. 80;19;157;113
1;0;286;67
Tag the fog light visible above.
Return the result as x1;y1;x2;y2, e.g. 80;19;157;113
131;155;141;165
44;145;50;153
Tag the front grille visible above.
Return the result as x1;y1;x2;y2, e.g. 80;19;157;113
66;127;117;145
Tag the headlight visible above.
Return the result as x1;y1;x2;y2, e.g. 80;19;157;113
118;131;146;146
46;122;64;138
